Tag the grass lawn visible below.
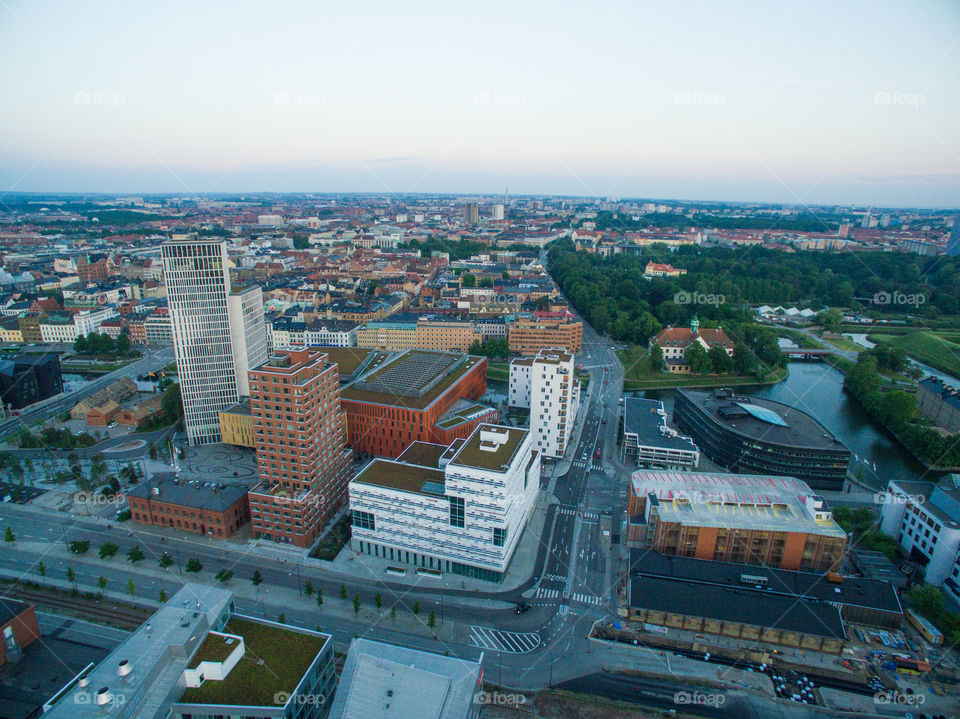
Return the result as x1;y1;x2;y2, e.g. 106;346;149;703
820;333;864;353
868;331;960;378
617;345;786;389
776;328;827;349
486;360;509;382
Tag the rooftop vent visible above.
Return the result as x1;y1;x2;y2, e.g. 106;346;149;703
117;659;132;678
95;687;112;707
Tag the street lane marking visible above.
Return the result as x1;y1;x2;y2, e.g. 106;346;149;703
468;625;541;654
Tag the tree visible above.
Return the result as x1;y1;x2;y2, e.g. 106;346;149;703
412;600;420;615
460;272;476;288
65;566;76;589
374;592;382;610
708;345;733;374
99;542;119;559
684;342;712;374
69;540;91;555
478;276;493;288
292;233;310;250
315;587;323;607
97;576;107;590
732;342;758;376
251;570;263;588
185;558;202;573
215;569;233;583
37;561;46;577
908;584;945;618
148;443;158;460
159;588;167;602
390;605;396;621
304;580;314;597
73;334;87;353
428;610;436;629
339;583;348;601
648;344;664;372
817;308;843;335
127;546;145;563
116;331;131;356
277;613;286;624
3;526;14;544
158;553;173;568
352;595;361;614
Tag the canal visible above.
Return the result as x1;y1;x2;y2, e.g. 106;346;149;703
641;361;940;487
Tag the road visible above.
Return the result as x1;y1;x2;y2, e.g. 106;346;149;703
0;345;175;438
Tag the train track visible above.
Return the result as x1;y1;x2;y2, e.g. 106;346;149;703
1;584;151;630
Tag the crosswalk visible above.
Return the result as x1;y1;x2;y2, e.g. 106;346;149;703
468;625;541;654
570;460;605;472
559;507;600;520
570;592;603;605
535;586;561;599
543;573;566;582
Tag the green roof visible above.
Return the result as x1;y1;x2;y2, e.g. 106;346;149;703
341;354;482;410
188;632;239;668
396;441;448;469
450;424;527;472
322;347;374;376
352;459;446;496
178;618;326;707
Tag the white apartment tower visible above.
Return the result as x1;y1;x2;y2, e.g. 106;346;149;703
509;349;580;459
162;238;267;445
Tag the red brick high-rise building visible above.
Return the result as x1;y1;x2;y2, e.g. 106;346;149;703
247;348;352;547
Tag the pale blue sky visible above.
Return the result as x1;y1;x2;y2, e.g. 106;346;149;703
1;0;958;206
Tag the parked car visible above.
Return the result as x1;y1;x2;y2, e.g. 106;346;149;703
514;602;531;614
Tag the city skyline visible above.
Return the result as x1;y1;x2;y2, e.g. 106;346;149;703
1;1;958;207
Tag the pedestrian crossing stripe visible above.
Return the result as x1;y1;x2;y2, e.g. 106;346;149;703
535;587;560;599
571;593;602;605
559;507;600;519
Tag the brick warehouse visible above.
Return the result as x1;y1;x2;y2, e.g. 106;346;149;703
126;474;250;538
339;350;493;458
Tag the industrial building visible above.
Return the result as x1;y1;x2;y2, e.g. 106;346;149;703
673;388;851;490
126;474;250;538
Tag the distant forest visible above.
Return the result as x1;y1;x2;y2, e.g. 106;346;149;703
547;239;960;346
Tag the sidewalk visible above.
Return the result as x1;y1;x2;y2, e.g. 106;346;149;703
329;491;557;597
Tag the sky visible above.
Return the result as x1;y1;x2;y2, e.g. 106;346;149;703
1;0;958;207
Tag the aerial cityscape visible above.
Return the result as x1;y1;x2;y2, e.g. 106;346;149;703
0;2;959;719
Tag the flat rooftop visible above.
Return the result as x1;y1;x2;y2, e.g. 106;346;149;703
342;351;481;410
629;574;846;640
623;398;699;452
178;617;327;707
221;401;251;417
329;638;482;719
434;398;496;430
678;389;849;451
352;459;446;497
449;424;528;473
631;469;846;537
396;441;448;469
127;474;248;513
631;551;901;615
322;347;375;377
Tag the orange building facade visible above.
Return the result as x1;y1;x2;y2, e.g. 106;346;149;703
341;356;489;458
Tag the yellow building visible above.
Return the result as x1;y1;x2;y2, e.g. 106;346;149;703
219;402;255;448
415;319;477;352
508;316;583;355
0;319;23;344
355;321;418;351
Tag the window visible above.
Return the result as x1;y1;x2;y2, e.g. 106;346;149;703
351;510;375;531
449;496;465;528
493;527;506;547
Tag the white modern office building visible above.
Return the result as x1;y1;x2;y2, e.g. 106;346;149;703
162;238;267;445
508;349;580;459
881;476;960;593
349;424;541;582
